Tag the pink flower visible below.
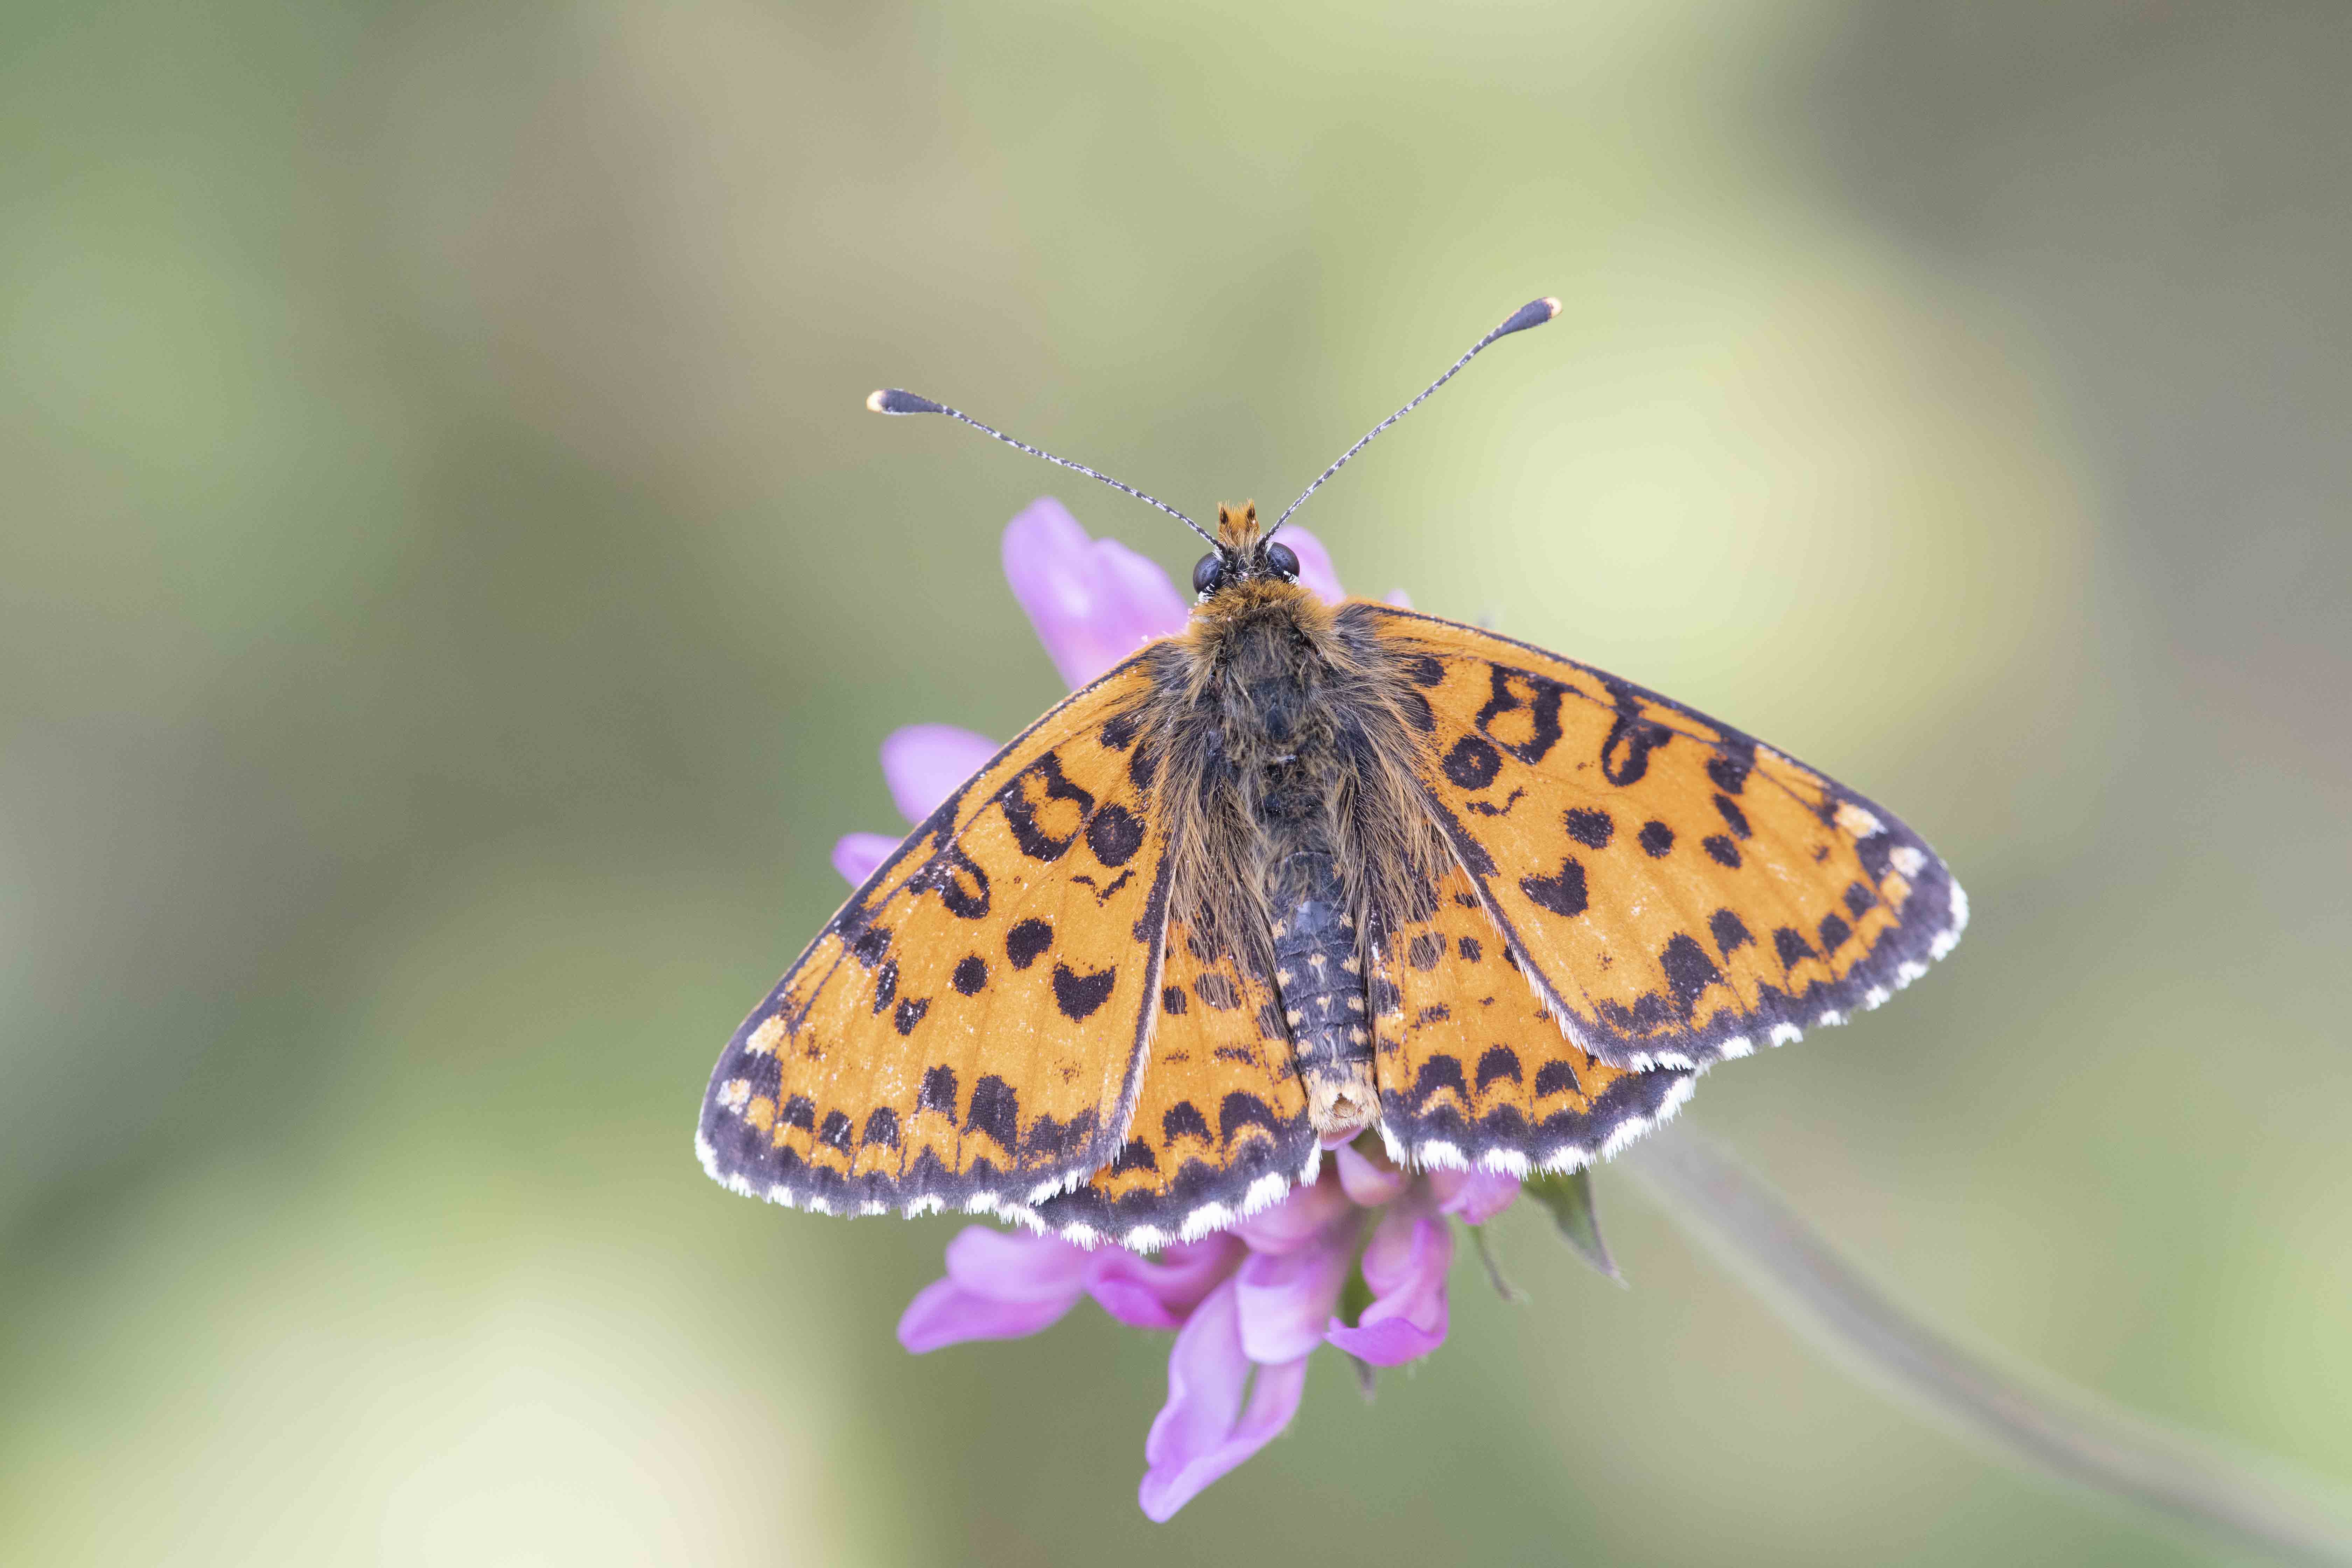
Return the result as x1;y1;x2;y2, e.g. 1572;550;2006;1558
838;499;1523;1520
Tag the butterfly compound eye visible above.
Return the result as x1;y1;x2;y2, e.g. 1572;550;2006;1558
1191;553;1226;595
1264;542;1300;581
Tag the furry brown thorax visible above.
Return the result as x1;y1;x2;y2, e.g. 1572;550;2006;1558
1140;502;1452;1137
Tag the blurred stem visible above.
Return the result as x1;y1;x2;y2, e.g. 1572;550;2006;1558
1622;1127;2352;1567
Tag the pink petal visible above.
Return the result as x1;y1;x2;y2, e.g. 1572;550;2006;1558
879;724;999;825
1322;1313;1446;1365
1324;1200;1454;1368
1002;497;1190;690
1278;525;1344;605
944;1225;1092;1303
831;831;897;887
1429;1167;1522;1225
1233;1171;1355;1256
1335;1141;1409;1208
897;1277;1082;1352
1086;1234;1246;1331
1138;1279;1310;1522
1234;1223;1354;1364
1384;587;1414;608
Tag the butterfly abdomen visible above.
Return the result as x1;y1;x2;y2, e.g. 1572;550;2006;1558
1267;846;1377;1135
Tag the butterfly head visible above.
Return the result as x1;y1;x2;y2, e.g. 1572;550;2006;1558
1190;501;1301;602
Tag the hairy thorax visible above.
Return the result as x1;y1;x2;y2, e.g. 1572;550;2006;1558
1141;514;1451;1138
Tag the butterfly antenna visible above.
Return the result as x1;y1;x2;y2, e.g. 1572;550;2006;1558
1267;296;1562;541
866;388;1219;550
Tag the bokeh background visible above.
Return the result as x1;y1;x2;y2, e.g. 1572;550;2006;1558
5;2;2348;1563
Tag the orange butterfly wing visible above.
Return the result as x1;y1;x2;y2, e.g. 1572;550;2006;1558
697;657;1174;1220
1359;602;1966;1075
1367;861;1696;1173
1034;920;1315;1247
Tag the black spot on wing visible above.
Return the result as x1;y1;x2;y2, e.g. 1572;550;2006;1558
849;926;890;967
870;959;898;1014
1475;1046;1521;1091
1409;1054;1469;1108
1819;912;1853;952
1443;736;1502;790
1638;820;1675;858
1709;908;1754;958
1456;935;1482;962
818;1110;854;1151
1407;932;1444;971
1052;963;1118;1022
1773;926;1815;969
861;1108;900;1149
1564;808;1614;848
1405;653;1444;686
1844;881;1877;918
917;1065;957;1114
892;996;929;1036
780;1094;816;1131
1025;1108;1097;1162
1702;835;1742;869
1706;736;1755;794
1533;1060;1579;1097
1162;1101;1212;1144
1006;918;1052;969
965;1075;1020;1149
952;955;988;995
1161;985;1188;1015
1108;1137;1156;1175
1520;855;1589;917
1660;933;1723;1017
1086;803;1146;867
1713;793;1751;840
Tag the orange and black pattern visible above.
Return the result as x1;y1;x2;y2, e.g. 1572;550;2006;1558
1357;603;1967;1074
1367;861;1696;1172
697;656;1177;1223
1034;919;1314;1245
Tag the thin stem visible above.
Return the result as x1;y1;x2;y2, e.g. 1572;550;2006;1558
1623;1126;2352;1567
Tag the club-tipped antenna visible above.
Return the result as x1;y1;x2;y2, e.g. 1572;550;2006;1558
866;387;1218;550
1267;295;1562;541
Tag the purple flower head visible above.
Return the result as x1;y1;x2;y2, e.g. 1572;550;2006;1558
834;500;1532;1520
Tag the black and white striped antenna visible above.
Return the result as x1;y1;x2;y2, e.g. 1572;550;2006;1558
864;387;1218;551
1265;296;1561;542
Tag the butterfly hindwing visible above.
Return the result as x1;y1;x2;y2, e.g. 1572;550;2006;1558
698;656;1172;1219
1368;863;1696;1172
1034;922;1316;1247
1358;603;1967;1072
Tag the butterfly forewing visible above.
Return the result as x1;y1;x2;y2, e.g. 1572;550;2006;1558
1363;603;1967;1074
698;656;1173;1219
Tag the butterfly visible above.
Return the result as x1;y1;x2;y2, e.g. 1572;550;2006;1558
697;298;1966;1251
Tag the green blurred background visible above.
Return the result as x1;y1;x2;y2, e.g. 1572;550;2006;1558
5;2;2348;1562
